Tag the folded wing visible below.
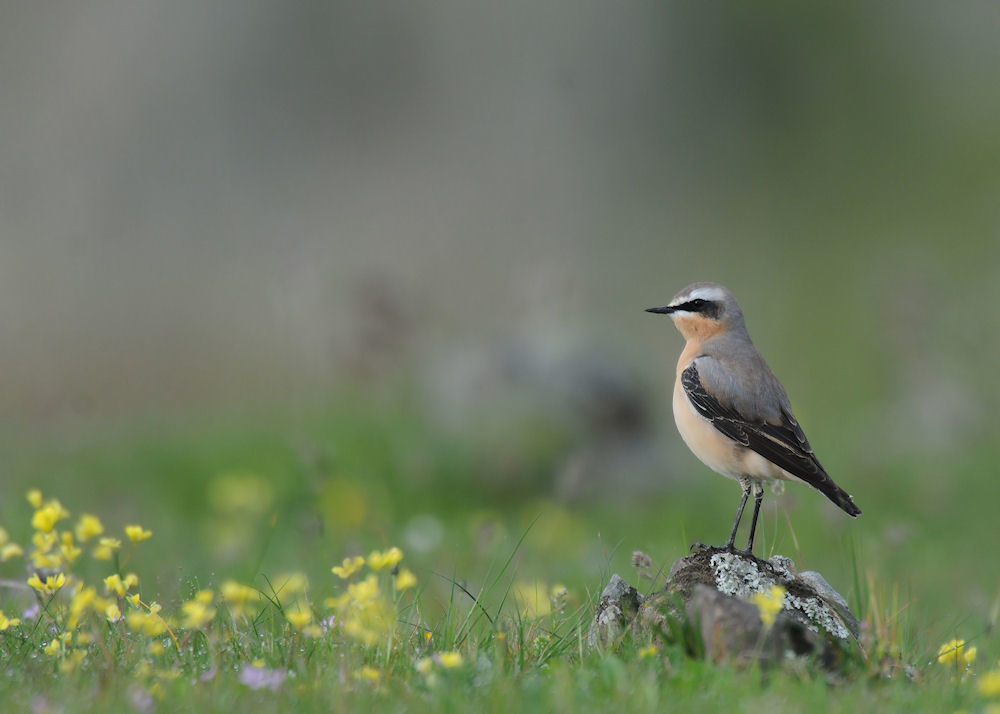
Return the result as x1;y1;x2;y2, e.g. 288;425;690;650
681;361;861;517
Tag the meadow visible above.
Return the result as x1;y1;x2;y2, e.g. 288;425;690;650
1;388;998;713
4;3;1000;712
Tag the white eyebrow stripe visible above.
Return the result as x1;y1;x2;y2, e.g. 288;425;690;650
669;285;727;307
687;286;727;302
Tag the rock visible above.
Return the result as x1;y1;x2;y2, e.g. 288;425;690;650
687;584;813;666
589;548;860;669
798;570;860;638
588;574;641;649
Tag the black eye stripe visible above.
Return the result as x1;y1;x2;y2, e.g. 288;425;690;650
677;298;720;318
679;299;706;310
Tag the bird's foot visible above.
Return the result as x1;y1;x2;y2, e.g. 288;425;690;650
689;541;756;557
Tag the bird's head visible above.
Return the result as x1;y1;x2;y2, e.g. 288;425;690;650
645;282;746;341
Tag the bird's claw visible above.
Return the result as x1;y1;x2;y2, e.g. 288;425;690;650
689;541;757;557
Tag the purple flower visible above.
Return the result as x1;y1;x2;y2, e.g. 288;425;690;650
127;686;155;714
239;665;287;692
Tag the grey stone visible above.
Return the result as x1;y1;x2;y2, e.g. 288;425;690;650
589;549;861;669
587;574;642;649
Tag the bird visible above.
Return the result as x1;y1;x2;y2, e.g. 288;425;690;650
646;282;860;554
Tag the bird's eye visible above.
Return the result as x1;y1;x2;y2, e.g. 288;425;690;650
689;299;705;308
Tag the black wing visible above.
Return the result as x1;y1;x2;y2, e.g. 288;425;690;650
681;362;861;516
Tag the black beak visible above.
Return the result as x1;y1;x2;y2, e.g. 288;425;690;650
645;305;676;315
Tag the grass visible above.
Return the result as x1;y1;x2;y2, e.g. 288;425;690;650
0;391;998;712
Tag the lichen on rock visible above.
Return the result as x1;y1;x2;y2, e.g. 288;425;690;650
707;550;853;640
590;548;861;669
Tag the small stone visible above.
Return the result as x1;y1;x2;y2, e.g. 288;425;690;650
587;574;642;649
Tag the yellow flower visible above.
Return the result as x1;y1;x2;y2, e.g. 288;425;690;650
127;610;167;637
32;500;70;533
1;543;24;561
26;489;43;508
275;572;309;596
937;638;977;667
415;657;433;675
286;605;313;630
106;603;122;622
329;573;396;646
68;587;97;629
104;574;126;596
32;506;61;534
979;669;1000;698
0;611;21;630
31;551;62;570
123;573;139;589
513;581;552;618
751;585;786;629
60;532;82;563
324;594;348;610
59;649;86;675
144;605;167;636
221;579;253;600
93;537;122;561
368;547;404;572
126;593;141;608
75;514;104;543
44;638;63;656
394;568;417;591
94;596;114;616
125;525;153;543
347;574;380;601
638;644;660;659
32;530;58;553
437;651;463;669
51;500;70;518
181;599;216;629
28;572;66;594
221;580;260;618
354;666;381;683
332;556;365;579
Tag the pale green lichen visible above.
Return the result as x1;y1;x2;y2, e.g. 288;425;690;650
709;552;850;640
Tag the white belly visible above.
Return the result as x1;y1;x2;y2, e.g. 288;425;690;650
672;375;786;483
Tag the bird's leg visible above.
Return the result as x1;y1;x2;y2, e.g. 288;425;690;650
745;482;765;553
724;479;752;550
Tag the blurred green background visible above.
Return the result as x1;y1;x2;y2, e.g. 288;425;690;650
1;2;999;640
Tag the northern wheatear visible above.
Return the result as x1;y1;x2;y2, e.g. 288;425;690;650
646;282;860;554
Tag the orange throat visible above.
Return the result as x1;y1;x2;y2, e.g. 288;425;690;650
672;315;725;342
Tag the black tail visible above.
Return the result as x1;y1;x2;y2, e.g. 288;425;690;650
822;483;861;517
